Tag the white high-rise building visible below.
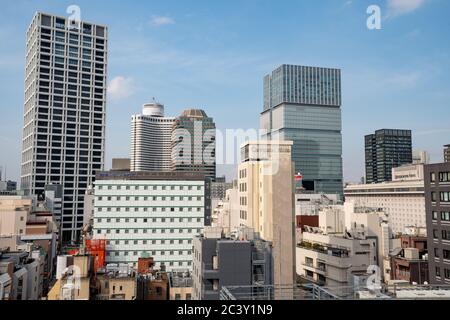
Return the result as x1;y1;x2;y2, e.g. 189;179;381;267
20;12;108;243
130;102;175;172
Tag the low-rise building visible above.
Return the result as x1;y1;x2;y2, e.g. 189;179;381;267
135;255;169;300
169;269;193;300
48;255;91;300
192;227;273;300
296;202;392;288
0;249;43;300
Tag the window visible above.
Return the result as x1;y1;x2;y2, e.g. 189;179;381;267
432;212;438;221
433;229;439;239
444;250;450;260
441;192;450;203
442;230;450;241
442;212;450;222
435;248;440;258
445;269;450;280
431;192;437;202
431;172;436;182
439;172;450;182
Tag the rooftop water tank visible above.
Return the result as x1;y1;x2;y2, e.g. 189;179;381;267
142;102;165;117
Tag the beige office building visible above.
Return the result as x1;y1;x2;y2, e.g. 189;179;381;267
345;164;426;235
238;141;296;287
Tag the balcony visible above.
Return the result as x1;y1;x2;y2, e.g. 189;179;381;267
298;241;350;258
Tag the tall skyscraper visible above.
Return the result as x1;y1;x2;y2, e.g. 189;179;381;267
424;162;450;285
130;102;175;171
20;12;108;243
238;141;296;287
444;145;450;163
171;109;216;180
260;64;343;197
365;129;412;184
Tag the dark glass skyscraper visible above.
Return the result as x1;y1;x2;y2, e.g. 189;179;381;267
261;64;343;197
365;129;412;184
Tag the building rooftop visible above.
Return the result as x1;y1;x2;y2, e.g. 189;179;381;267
96;170;210;181
169;270;193;288
180;109;208;119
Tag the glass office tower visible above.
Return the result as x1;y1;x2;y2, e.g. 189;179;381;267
260;64;343;197
365;129;412;184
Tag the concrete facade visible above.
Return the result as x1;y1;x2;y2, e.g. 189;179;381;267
344;164;426;235
21;12;108;243
192;227;272;300
93;171;212;271
238;141;296;287
425;162;450;285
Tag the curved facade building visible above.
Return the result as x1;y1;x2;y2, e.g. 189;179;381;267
130;102;175;171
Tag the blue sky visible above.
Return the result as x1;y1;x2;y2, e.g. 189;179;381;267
1;0;449;183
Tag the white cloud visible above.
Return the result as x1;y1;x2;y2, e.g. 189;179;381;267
107;76;136;101
150;15;175;27
387;0;427;18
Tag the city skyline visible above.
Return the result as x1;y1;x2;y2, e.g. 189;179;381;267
1;0;450;185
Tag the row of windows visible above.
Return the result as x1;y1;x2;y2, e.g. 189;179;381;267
97;196;203;202
97;185;202;191
432;230;450;241
97;207;203;213
435;267;450;279
108;250;191;257
97;228;202;235
109;258;191;268
431;192;450;203
432;212;450;222
97;217;202;223
430;172;450;183
107;239;193;245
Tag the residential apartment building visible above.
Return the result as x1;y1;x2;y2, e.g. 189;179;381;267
238;140;296;287
425;162;450;284
389;235;428;285
21;12;108;243
92;171;212;271
169;270;193;300
365;129;412;184
0;196;34;236
261;64;343;197
130;102;175;172
192;227;272;300
171;109;216;180
296;202;391;288
344;164;426;235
